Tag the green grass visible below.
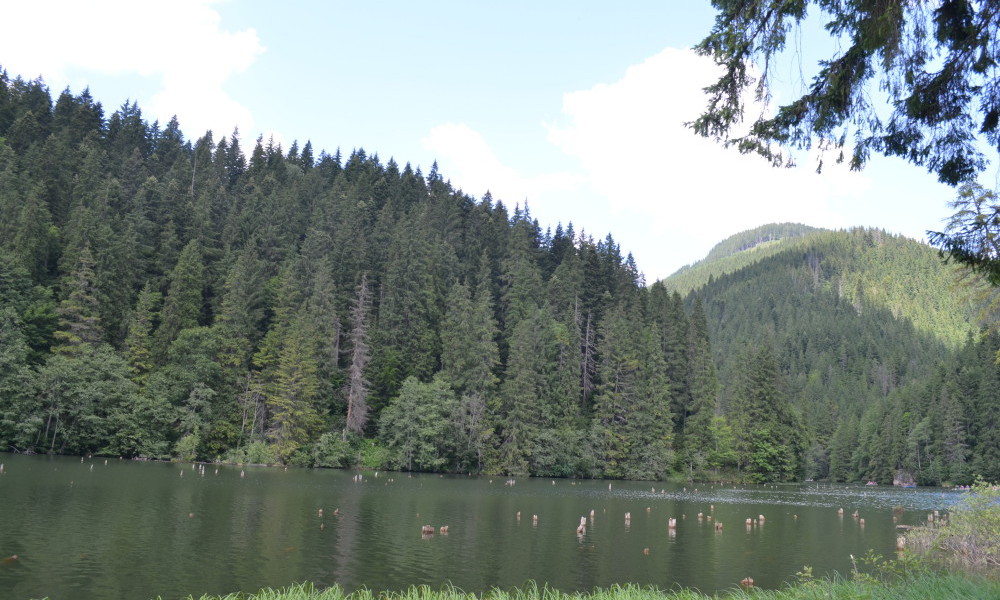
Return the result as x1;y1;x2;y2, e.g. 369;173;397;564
171;573;1000;600
906;480;1000;570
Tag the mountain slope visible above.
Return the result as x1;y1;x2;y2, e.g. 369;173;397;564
664;223;824;294
685;226;986;479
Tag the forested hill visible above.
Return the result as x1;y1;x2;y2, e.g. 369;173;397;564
0;73;698;480
668;227;979;348
664;223;824;294
683;227;998;484
1;74;997;484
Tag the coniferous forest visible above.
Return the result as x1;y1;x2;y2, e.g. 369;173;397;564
1;73;998;484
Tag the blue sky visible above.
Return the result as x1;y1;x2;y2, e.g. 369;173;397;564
1;0;981;281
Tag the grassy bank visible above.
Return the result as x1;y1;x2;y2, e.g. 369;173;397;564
172;572;1000;600
905;480;1000;570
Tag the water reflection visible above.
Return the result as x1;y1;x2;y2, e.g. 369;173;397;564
0;454;962;600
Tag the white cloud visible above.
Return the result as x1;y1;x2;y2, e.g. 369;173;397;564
422;123;582;207
422;48;873;281
545;48;871;276
1;0;263;137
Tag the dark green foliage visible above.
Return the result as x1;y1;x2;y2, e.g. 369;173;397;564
1;74;996;480
694;4;1000;279
155;239;206;358
682;226;995;484
929;183;1000;285
588;304;674;480
729;343;805;482
51;245;104;353
693;1;999;186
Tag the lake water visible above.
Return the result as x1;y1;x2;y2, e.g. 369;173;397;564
0;454;960;600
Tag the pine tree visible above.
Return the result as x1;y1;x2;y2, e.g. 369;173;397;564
440;275;500;397
683;296;719;472
489;307;546;476
51;245;103;353
124;282;160;384
213;241;267;377
589;305;638;478
729;343;804;481
267;308;322;462
155;239;205;359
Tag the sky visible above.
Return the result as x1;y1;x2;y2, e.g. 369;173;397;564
1;0;988;281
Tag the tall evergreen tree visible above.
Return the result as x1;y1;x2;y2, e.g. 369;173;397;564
266;307;322;462
51;245;103;353
440;276;499;397
155;239;205;359
730;343;804;482
124;282;160;384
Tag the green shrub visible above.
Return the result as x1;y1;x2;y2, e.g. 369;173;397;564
224;440;275;465
359;438;390;470
313;432;352;468
174;432;200;462
908;478;1000;569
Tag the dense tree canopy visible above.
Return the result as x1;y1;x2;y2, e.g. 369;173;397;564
0;69;996;484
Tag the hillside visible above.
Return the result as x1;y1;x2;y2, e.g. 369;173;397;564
0;74;997;484
686;227;996;482
664;223;824;294
670;226;978;348
0;74;703;480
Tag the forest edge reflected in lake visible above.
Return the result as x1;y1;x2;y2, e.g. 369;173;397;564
0;453;964;600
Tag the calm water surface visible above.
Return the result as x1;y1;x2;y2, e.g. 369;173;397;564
0;454;961;600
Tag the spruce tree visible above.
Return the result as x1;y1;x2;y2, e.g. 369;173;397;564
51;245;103;353
124;282;160;384
155;239;205;359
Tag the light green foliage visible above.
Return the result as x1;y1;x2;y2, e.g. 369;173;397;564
225;440;275;466
909;479;1000;569
174;431;200;462
358;438;390;470
173;574;1000;600
33;345;138;455
379;375;458;472
683;227;991;484
312;432;352;468
666;223;823;294
266;310;322;462
705;415;738;474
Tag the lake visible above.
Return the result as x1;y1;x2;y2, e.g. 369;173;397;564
0;454;959;600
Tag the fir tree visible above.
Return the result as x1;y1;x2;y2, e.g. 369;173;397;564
51;245;103;353
155;239;205;359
